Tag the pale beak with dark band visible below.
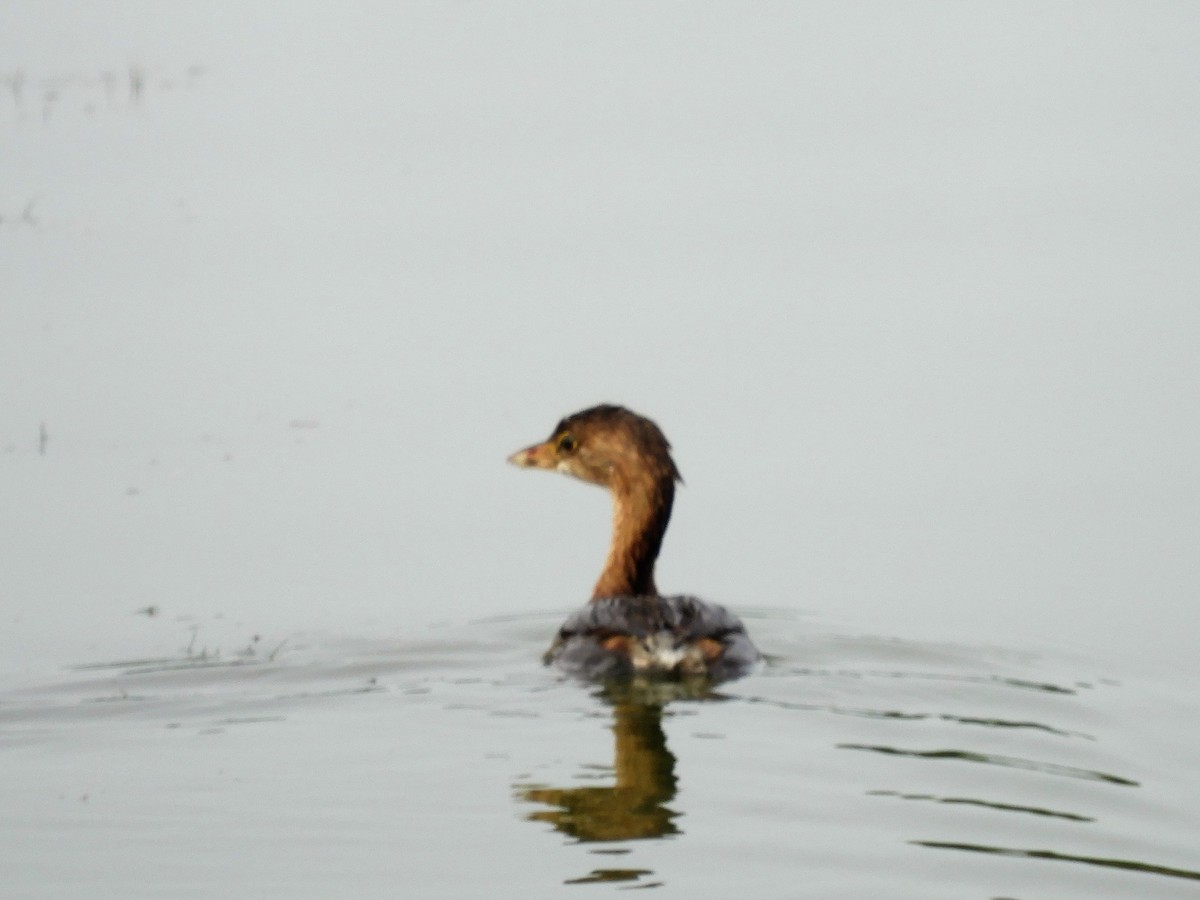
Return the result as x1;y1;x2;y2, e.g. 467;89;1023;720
507;442;555;470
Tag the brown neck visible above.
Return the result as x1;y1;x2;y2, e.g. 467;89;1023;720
591;471;674;600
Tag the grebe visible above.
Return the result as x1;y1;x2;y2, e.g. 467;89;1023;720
508;405;759;682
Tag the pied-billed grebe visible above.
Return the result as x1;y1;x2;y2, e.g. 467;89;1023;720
508;405;759;682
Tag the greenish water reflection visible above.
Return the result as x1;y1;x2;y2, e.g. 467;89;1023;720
518;699;680;842
518;679;722;845
516;680;724;888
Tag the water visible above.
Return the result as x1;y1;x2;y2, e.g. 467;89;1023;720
3;612;1196;898
3;4;1199;896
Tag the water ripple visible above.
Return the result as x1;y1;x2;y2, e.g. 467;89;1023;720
913;841;1200;883
838;742;1139;786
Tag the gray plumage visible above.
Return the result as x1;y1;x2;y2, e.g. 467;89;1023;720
545;595;759;682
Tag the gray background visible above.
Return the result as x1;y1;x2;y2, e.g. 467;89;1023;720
3;2;1197;679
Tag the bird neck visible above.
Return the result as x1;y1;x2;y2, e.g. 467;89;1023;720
591;471;674;600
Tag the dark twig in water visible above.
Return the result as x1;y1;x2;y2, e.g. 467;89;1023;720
4;69;25;106
21;196;40;226
41;87;58;123
129;66;145;104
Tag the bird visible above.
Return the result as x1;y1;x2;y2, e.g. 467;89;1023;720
508;404;758;682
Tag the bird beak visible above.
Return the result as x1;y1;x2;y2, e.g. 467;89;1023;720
507;440;556;470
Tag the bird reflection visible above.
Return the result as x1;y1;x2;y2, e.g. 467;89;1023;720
518;682;714;843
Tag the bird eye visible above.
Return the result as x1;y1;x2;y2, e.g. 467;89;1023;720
557;433;577;453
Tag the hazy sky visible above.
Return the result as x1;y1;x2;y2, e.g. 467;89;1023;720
2;3;1198;676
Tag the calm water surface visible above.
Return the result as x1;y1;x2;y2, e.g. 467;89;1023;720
4;612;1196;899
4;5;1199;897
